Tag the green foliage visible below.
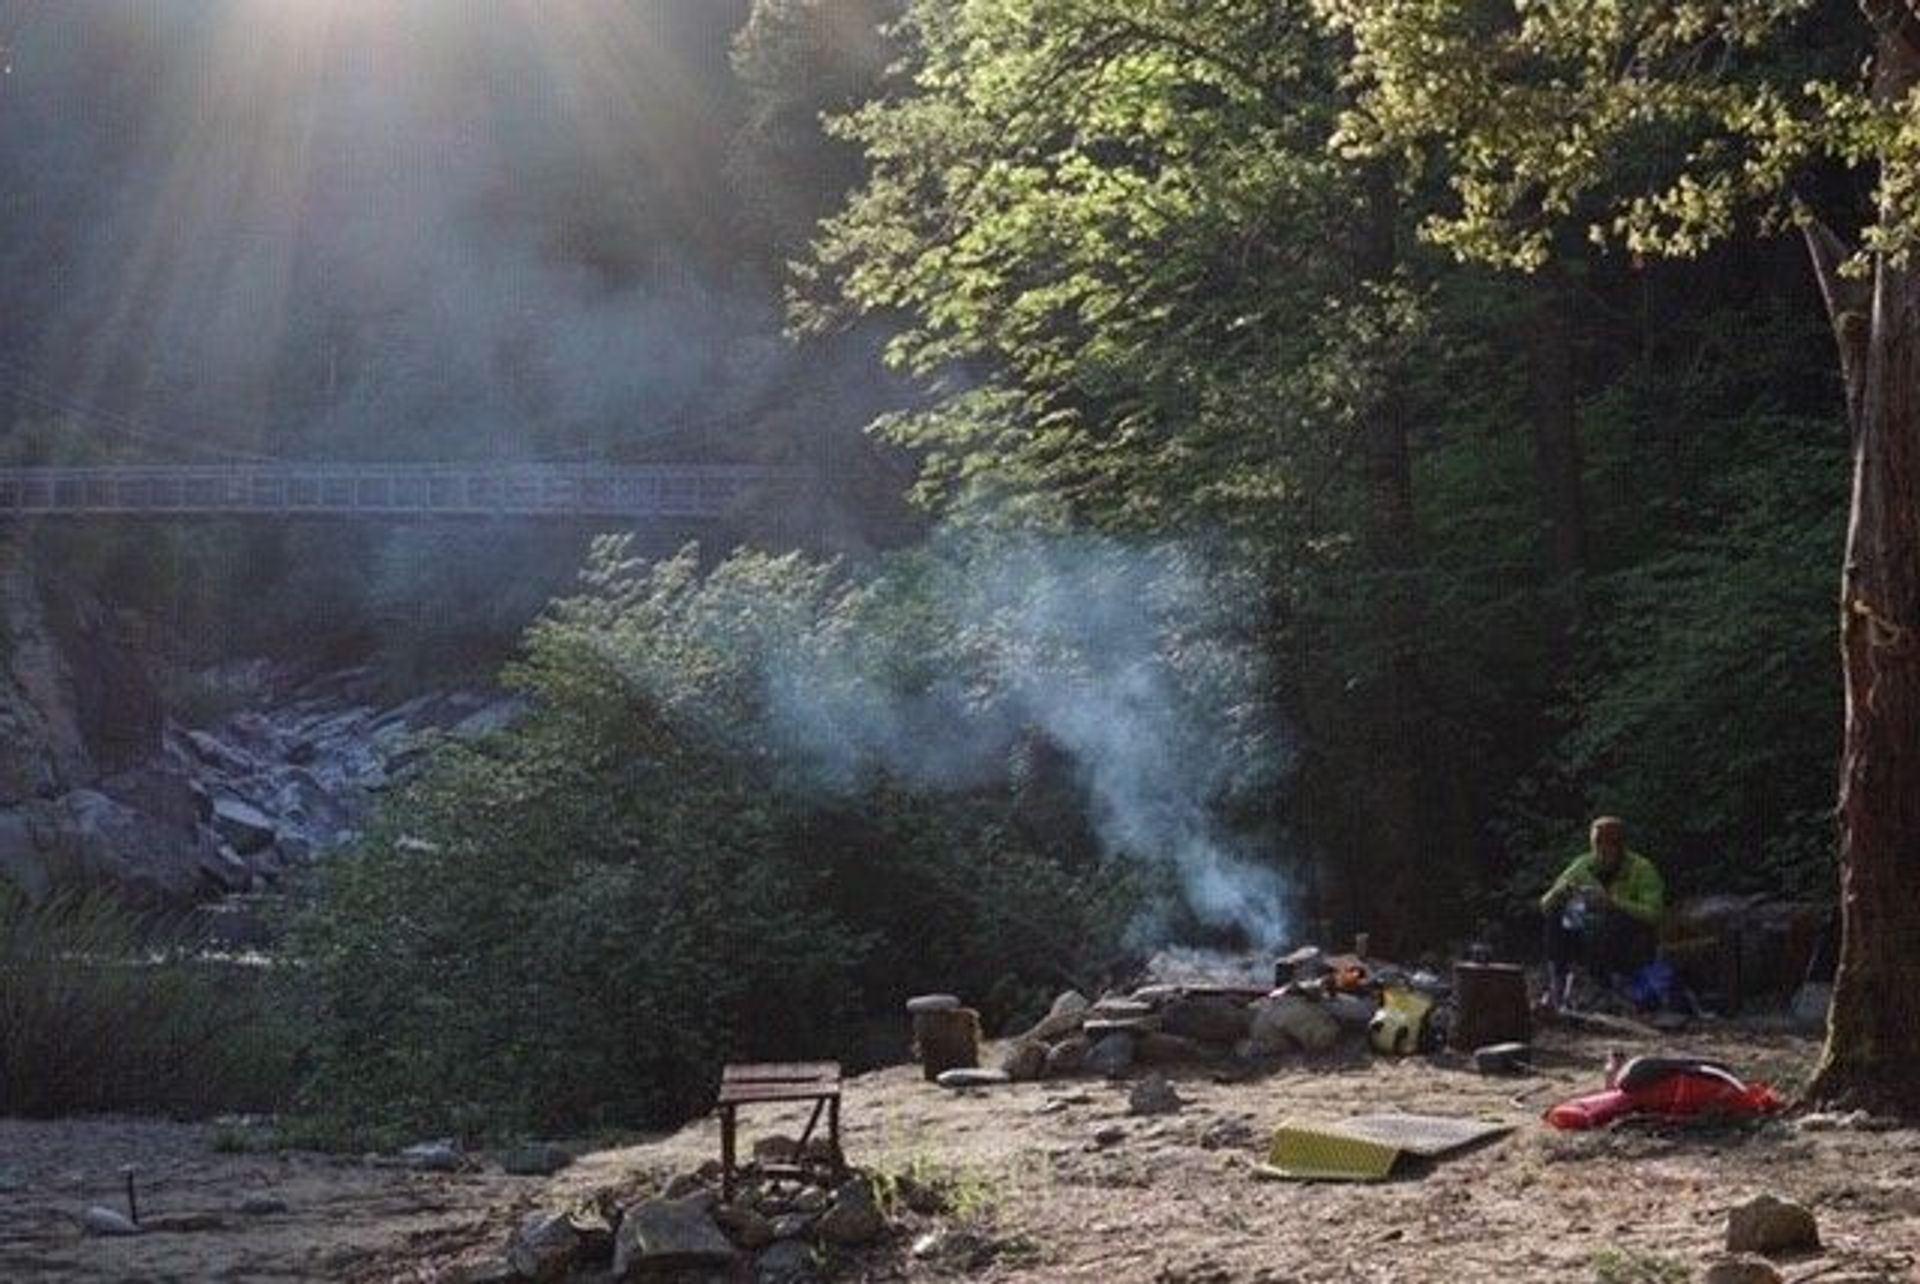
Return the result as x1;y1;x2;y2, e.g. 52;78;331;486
295;538;1156;1138
0;891;298;1117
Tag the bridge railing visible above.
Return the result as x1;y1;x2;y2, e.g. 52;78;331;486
0;464;801;520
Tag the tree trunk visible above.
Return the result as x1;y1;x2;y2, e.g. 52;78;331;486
1803;15;1920;1112
1804;248;1920;1112
1529;268;1586;641
1350;166;1428;951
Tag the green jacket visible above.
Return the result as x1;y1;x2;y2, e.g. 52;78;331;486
1540;849;1665;925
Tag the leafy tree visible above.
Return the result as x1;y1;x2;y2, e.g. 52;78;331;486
1321;0;1920;1109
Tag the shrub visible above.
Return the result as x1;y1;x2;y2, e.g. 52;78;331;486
291;538;1190;1139
0;891;298;1117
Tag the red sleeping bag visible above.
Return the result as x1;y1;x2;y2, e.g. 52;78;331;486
1545;1058;1783;1130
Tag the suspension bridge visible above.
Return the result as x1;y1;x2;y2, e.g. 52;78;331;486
0;462;802;521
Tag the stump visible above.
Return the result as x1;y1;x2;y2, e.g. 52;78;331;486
911;1007;981;1081
1450;962;1531;1052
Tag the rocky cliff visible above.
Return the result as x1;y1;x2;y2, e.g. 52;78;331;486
0;545;521;909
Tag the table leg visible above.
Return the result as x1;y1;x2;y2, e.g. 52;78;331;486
828;1094;843;1181
720;1103;737;1203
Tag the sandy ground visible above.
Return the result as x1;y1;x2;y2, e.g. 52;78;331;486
5;1026;1918;1283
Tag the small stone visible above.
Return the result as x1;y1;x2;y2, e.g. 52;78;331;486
1128;1073;1183;1116
82;1205;142;1236
444;1257;520;1284
500;1142;573;1176
770;1212;816;1240
815;1178;886;1246
1091;1124;1127;1148
1702;1256;1785;1284
507;1211;582;1283
906;993;962;1013
1726;1194;1820;1256
753;1135;801;1163
237;1195;287;1215
937;1067;1011;1089
400;1139;463;1172
790;1187;830;1215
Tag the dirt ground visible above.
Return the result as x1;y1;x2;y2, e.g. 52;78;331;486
5;1025;1917;1283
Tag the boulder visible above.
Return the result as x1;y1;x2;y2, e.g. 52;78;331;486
1045;1036;1091;1076
755;1239;819;1284
1137;1032;1213;1065
999;1039;1048;1081
905;993;961;1014
1725;1194;1819;1256
1085;1032;1137;1078
211;797;277;855
714;1203;776;1250
1249;995;1340;1054
815;1178;886;1246
1020;991;1091;1043
1159;996;1252;1045
507;1211;582;1283
612;1195;736;1277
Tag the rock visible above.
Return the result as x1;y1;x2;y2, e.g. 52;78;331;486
714;1203;777;1250
815;1178;886;1246
752;1134;801;1163
755;1239;818;1284
1323;994;1380;1030
237;1195;287;1215
1702;1257;1786;1284
445;1259;520;1284
501;1142;573;1176
1725;1194;1820;1256
1000;1039;1049;1081
905;993;962;1013
769;1212;816;1240
210;797;277;855
612;1194;736;1276
937;1067;1011;1089
1159;996;1253;1045
1249;995;1340;1054
1091;1124;1127;1148
142;1212;225;1232
790;1186;830;1216
662;1172;708;1199
1127;1072;1182;1116
1137;1032;1212;1065
1020;991;1092;1043
508;1211;583;1283
1045;1036;1091;1076
1088;998;1157;1020
400;1139;463;1172
1085;1031;1137;1078
82;1205;142;1236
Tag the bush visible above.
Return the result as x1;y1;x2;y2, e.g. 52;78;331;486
0;891;299;1117
290;537;1200;1139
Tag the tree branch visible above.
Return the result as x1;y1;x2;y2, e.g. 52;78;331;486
1799;209;1871;433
